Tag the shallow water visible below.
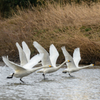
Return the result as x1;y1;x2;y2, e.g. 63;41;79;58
0;65;100;100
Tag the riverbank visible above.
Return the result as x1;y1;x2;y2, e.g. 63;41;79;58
0;3;100;65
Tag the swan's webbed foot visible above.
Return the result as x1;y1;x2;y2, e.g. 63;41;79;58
20;78;24;83
7;73;14;79
62;71;67;74
42;73;45;80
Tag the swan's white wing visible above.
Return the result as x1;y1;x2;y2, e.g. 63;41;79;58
2;56;26;72
49;44;59;67
73;48;81;67
16;42;28;66
22;41;31;62
23;54;44;70
33;41;51;66
61;46;76;68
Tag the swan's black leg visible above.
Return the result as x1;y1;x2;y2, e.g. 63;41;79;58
7;73;14;79
68;73;73;77
62;72;67;74
20;78;24;83
42;73;45;80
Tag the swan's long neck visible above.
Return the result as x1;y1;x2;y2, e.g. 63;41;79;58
78;64;93;70
30;65;49;72
57;60;67;70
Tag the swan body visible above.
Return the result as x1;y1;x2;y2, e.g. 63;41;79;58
33;41;70;79
61;46;94;76
37;60;69;74
63;64;94;73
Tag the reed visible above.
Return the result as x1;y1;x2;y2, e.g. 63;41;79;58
0;2;100;64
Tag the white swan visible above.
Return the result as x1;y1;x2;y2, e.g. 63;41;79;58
61;46;94;77
33;41;70;79
2;54;51;83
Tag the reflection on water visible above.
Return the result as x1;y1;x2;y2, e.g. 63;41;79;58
0;65;100;100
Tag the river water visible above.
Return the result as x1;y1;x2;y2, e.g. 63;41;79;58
0;64;100;100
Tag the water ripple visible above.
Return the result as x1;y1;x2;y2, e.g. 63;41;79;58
0;66;100;100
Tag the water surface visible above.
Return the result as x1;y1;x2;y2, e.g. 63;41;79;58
0;65;100;100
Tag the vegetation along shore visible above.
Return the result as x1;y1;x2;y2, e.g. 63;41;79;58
0;0;100;65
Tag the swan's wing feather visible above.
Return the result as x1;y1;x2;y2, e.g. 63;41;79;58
49;44;59;67
23;54;44;69
73;48;81;67
16;42;28;66
22;41;31;62
2;56;26;72
33;41;51;66
61;46;76;68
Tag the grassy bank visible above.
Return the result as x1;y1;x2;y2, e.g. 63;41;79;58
0;2;100;65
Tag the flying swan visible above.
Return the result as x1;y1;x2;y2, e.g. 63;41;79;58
61;46;94;77
2;54;51;83
33;41;70;79
2;41;51;83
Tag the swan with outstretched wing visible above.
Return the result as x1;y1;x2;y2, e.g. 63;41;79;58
2;54;51;83
33;41;70;79
61;46;94;77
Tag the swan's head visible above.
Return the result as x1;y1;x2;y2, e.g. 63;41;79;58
49;65;52;67
92;64;94;66
65;60;71;63
68;60;71;62
90;64;94;66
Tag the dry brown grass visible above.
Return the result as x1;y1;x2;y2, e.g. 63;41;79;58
0;2;100;64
